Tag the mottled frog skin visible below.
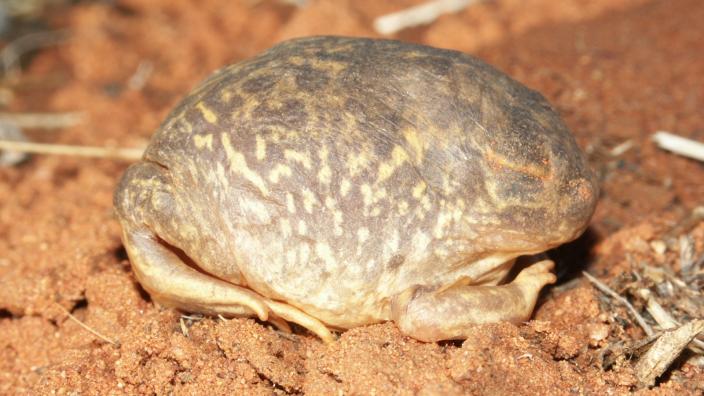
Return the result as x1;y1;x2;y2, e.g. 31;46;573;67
114;36;598;342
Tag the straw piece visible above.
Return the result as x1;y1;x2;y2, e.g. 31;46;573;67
0;112;84;129
0;140;143;161
374;0;479;35
652;131;704;162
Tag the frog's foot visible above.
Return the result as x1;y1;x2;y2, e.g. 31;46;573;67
391;259;557;342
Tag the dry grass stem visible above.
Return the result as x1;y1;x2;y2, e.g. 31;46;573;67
374;0;480;35
55;304;119;347
652;131;704;162
609;139;634;156
0;112;84;129
0;140;143;161
583;271;654;337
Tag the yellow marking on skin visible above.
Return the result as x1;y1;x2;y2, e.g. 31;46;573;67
318;165;332;185
255;136;267;160
182;120;193;134
215;163;229;187
377;146;409;183
298;220;308;235
384;230;399;255
196;102;217;123
311;57;347;73
286;193;296;214
370;207;381;217
325;197;343;234
319;145;329;161
289;56;305;65
433;211;452;239
347;152;370;177
357;227;369;243
453;208;463;222
284;150;312;169
340;179;351;197
412;181;427;200
360;184;373;206
280;218;292;238
403;128;425;161
398;200;409;216
442;175;454;194
414;206;427;221
268;163;292;183
420;195;432;211
301;188;318;213
485;147;552;180
221;134;269;195
410;231;431;260
317;146;331;184
193;134;213;150
315;242;336;267
333;211;344;236
238;196;272;223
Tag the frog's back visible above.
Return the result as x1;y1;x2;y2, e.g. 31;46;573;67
139;37;595;327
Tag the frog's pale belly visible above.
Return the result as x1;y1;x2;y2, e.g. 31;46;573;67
200;190;518;329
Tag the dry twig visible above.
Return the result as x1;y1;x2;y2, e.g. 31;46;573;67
55;303;119;347
583;271;654;337
0;111;84;129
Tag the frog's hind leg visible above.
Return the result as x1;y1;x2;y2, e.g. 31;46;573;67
391;260;557;342
121;226;271;321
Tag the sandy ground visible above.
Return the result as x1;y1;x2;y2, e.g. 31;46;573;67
1;0;703;394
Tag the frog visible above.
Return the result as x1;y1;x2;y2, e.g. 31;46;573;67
113;36;598;343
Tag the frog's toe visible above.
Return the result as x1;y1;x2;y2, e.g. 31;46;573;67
391;260;557;342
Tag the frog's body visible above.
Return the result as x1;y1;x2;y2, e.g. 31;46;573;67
114;36;598;342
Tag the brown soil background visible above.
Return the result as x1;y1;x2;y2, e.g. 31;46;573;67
1;0;703;394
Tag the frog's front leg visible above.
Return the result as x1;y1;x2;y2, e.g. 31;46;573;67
121;225;272;319
390;260;556;342
115;161;271;320
115;161;335;343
